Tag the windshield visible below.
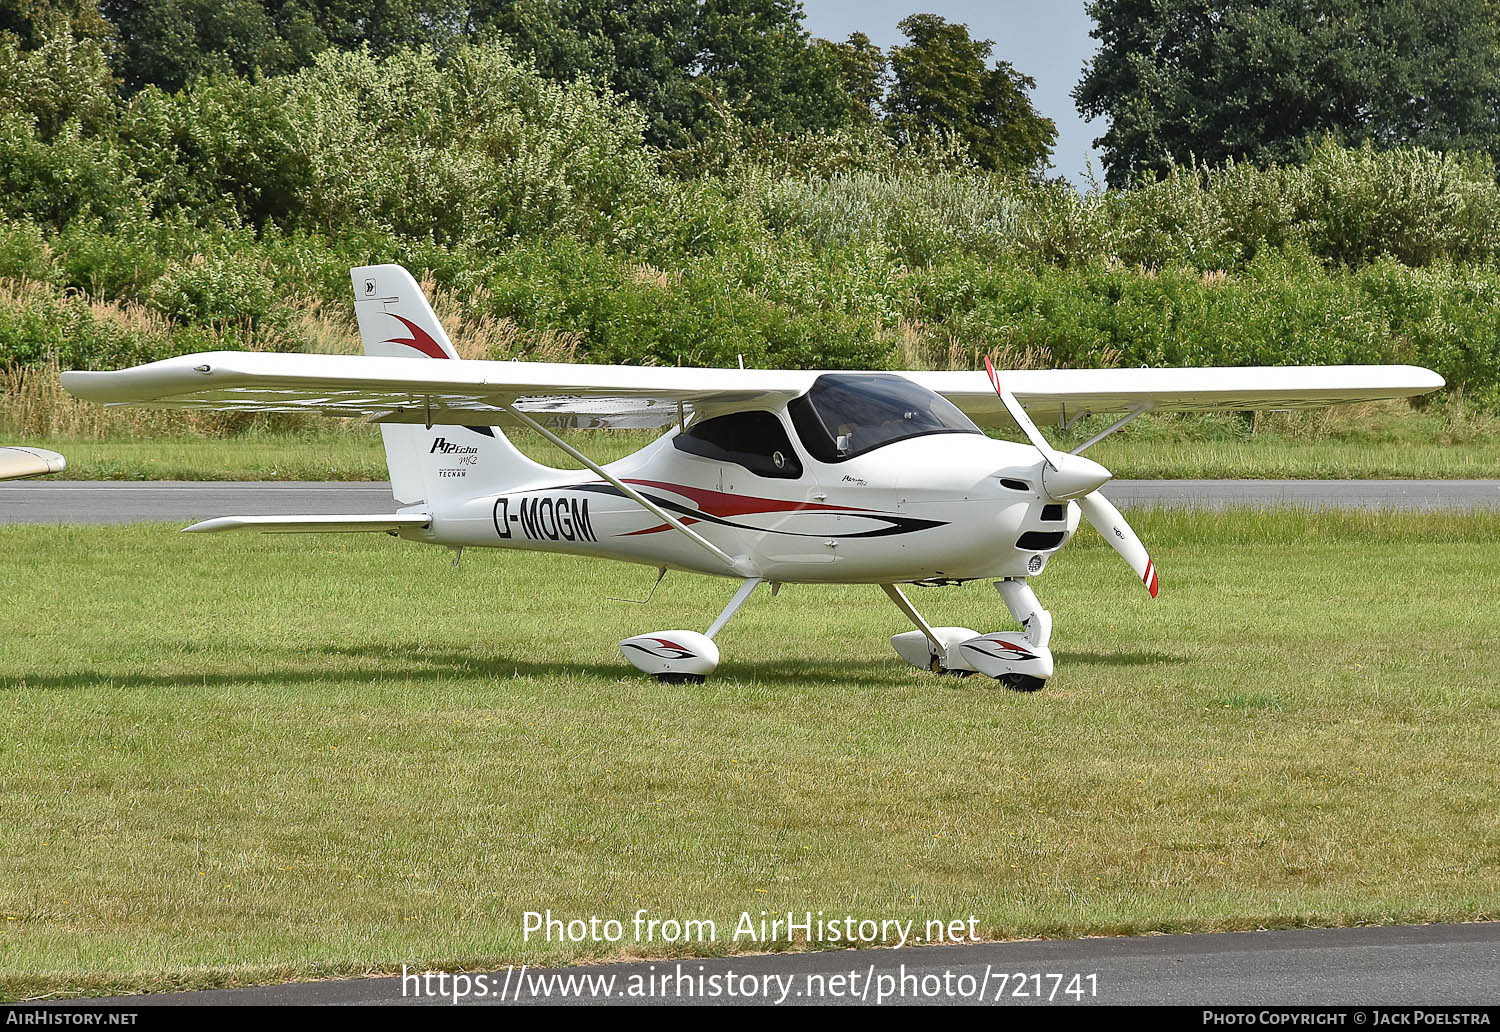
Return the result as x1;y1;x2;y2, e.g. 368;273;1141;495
787;373;981;462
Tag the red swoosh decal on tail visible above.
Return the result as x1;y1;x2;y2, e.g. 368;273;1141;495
383;314;448;359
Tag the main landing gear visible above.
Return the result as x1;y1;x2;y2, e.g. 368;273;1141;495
619;577;762;683
620;576;1054;689
885;579;1054;692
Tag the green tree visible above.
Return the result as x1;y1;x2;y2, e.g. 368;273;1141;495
470;0;703;148
472;0;845;148
1076;0;1500;189
886;13;1055;175
815;30;887;126
694;0;844;135
99;0;453;93
0;0;115;48
0;27;117;138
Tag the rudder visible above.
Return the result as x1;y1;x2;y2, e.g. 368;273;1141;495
350;264;553;505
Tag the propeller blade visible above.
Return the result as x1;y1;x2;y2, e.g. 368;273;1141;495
984;355;1113;501
1077;491;1159;599
984;355;1064;469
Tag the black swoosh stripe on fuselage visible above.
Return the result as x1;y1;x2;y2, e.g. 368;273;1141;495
560;483;947;539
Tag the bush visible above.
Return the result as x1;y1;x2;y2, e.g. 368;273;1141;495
1294;142;1500;266
146;253;277;328
2;33;1499;410
276;44;655;245
0;221;56;283
118;74;308;228
0;32;116;141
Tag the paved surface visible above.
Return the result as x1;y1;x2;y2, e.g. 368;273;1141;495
70;923;1500;1006
3;480;1499;524
0;481;398;524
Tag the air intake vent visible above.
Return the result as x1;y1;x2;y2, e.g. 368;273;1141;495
1040;504;1066;522
1016;530;1066;551
999;479;1031;492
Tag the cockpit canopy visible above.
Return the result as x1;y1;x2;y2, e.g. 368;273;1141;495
788;373;983;463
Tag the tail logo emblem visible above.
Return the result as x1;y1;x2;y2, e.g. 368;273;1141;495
382;313;448;359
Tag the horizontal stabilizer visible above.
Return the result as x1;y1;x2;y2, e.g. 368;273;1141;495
183;513;431;534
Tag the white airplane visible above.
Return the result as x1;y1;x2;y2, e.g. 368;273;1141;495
63;265;1443;690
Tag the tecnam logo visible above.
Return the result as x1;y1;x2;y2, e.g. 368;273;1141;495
430;438;479;455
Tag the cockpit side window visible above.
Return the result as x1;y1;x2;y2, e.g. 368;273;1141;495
672;410;803;479
788;373;982;463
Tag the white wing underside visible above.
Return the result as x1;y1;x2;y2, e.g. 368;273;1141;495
61;351;1445;429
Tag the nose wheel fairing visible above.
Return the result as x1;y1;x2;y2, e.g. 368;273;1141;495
885;578;1056;690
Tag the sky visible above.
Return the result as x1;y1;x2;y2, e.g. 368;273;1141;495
800;1;1103;185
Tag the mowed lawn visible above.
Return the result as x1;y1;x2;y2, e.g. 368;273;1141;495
2;511;1498;999
28;409;1500;482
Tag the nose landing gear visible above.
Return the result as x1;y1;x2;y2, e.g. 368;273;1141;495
884;579;1054;691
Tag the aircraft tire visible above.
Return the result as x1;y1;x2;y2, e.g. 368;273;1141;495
998;673;1046;693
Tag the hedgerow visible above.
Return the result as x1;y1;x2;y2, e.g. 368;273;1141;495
2;34;1499;417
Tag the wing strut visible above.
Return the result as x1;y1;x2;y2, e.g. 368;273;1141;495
501;404;754;577
1068;404;1151;456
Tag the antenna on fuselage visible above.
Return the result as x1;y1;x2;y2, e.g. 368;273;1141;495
609;566;668;605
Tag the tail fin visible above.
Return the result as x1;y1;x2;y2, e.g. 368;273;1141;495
351;265;553;505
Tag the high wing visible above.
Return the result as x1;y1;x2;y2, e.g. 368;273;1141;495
61;351;812;430
61;351;1444;428
909;365;1446;425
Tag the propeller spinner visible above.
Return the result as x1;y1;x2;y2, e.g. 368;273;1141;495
984;356;1159;598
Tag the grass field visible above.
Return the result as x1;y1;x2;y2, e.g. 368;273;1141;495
2;511;1497;999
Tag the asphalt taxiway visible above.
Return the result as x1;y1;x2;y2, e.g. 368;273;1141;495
70;922;1500;1006
3;479;1498;523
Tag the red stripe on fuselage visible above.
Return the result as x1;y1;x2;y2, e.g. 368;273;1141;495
624;518;701;536
621;480;859;519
